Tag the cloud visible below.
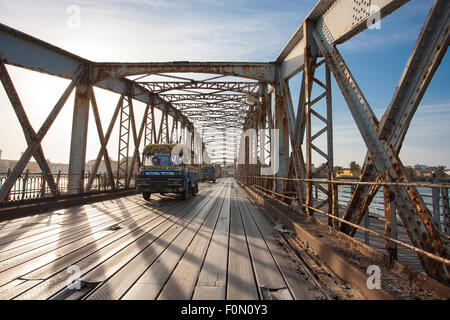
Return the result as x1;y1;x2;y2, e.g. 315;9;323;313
337;0;430;54
0;0;312;62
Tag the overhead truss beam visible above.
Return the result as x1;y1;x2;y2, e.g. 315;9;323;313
93;62;275;83
276;0;410;80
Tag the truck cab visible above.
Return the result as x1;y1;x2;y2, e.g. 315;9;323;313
201;165;216;183
136;144;199;201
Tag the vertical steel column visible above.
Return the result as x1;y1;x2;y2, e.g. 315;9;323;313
304;21;315;215
432;174;441;228
116;95;131;188
331;173;339;229
273;85;289;196
67;72;91;195
326;63;334;187
245;131;250;184
170;115;178;143
260;84;274;191
86;88;120;191
385;181;398;265
190;130;194;155
363;209;370;245
174;117;179;143
325;63;334;225
144;105;155;146
302;57;332;216
181;123;186;145
157;110;169;144
442;188;450;235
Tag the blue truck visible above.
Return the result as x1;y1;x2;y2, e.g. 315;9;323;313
201;165;216;183
136;144;199;201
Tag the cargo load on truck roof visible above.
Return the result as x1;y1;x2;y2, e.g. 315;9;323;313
143;144;194;156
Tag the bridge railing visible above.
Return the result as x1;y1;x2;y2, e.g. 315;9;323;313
310;182;449;232
236;175;450;269
0;170;137;203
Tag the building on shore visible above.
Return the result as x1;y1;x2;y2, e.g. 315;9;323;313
413;164;438;179
0;159;42;174
86;158;119;175
335;169;355;179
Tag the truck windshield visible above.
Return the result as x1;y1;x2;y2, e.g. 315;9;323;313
143;154;171;166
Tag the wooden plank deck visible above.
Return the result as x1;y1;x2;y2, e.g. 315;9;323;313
0;179;316;300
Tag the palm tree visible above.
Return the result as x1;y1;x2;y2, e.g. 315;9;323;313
349;161;361;176
436;166;447;180
404;166;415;181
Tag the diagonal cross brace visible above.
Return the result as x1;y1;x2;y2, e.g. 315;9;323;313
0;62;58;196
312;18;450;283
86;89;123;191
341;0;450;236
0;65;85;202
126;102;149;187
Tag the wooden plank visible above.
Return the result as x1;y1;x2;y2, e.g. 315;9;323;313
234;188;292;300
85;183;225;300
193;183;231;300
0;199;155;258
0;185;196;232
0;186;215;256
0;196;171;257
120;183;226;300
0;183;217;299
13;194;201;300
0;195;146;232
0;208;112;244
0;204;166;290
236;184;312;300
0;197;151;251
226;183;259;300
0;207;156;273
0;195;192;299
0;280;41;300
157;185;227;300
0;184;216;292
241;183;395;300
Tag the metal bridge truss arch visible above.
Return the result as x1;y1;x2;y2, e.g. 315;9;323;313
0;0;449;284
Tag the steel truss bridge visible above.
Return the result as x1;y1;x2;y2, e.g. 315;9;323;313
0;0;449;299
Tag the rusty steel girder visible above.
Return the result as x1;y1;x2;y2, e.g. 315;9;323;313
341;0;449;236
276;0;410;80
312;14;450;284
92;62;276;83
174;103;249;111
0;23;196;135
0;62;58;197
141;81;261;96
0;65;86;202
160;93;248;103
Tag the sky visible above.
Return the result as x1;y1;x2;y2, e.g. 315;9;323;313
0;0;448;169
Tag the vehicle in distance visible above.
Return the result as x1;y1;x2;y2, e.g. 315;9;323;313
201;165;216;183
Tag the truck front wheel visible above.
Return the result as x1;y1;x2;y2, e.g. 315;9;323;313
192;183;197;196
143;192;151;201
